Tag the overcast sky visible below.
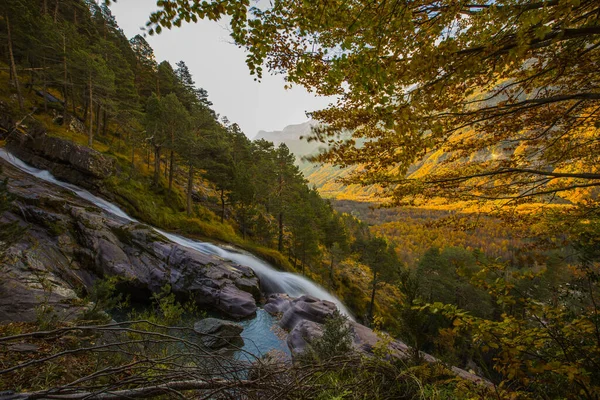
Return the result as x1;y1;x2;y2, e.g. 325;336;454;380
108;0;332;138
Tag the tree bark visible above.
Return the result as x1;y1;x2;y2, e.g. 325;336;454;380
87;73;93;147
153;146;161;186
62;34;69;124
168;150;175;191
42;59;48;113
70;78;77;117
220;188;225;223
17;379;261;400
278;211;284;252
130;143;135;177
368;270;378;323
83;95;88;124
102;109;108;136
95;103;101;139
329;253;335;287
186;165;194;216
6;14;24;112
53;0;59;23
241;207;247;240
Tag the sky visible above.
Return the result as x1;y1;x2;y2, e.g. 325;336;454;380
108;0;332;139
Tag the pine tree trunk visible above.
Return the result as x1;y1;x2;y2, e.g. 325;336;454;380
130;144;135;177
6;15;24;112
186;165;194;216
42;59;48;113
53;0;59;23
62;34;69;123
87;74;93;147
43;0;48;15
368;270;378;323
329;253;335;287
241;208;247;240
153;146;161;186
28;59;35;89
102;109;108;136
220;188;225;223
70;78;77;117
278;211;284;252
95;104;101;139
168;150;175;191
83;96;88;123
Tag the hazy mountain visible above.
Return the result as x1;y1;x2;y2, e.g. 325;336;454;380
254;122;510;201
254;120;325;161
254;121;374;199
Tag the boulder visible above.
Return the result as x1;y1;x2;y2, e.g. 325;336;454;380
0;161;259;321
277;295;338;331
263;293;293;315
286;320;323;354
6;131;115;189
267;293;492;388
194;318;244;349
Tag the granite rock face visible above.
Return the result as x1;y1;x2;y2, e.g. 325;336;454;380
6;131;115;190
286;320;323;354
264;293;491;387
194;318;244;349
0;161;259;321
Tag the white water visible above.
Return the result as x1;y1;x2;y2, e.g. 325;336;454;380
0;148;351;316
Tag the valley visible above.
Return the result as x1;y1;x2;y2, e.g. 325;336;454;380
1;0;599;399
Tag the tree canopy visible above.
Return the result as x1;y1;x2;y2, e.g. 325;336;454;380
147;0;600;208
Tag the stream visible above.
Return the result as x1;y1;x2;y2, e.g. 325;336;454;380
0;148;350;357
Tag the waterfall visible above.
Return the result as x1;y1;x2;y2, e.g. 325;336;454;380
0;148;352;316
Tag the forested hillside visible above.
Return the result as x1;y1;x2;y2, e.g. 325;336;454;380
147;0;600;397
2;0;600;399
0;0;333;272
0;0;415;330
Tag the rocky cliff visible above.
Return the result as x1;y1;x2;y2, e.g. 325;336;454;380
6;130;116;191
0;158;261;322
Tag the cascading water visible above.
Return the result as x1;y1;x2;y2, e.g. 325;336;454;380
0;148;351;316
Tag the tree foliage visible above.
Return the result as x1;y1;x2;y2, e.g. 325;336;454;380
147;0;600;208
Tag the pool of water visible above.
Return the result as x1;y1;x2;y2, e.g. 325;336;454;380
111;305;290;362
236;309;290;361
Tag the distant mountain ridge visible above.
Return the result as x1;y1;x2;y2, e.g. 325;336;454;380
253;122;506;202
254;121;379;200
254;120;325;163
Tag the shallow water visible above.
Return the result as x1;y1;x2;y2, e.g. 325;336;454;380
0;148;350;316
236;309;290;360
0;148;351;357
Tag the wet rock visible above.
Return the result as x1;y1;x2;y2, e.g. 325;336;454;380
286;320;323;354
6;132;115;189
0;161;259;321
268;292;492;387
277;295;337;331
194;318;244;349
264;293;293;315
